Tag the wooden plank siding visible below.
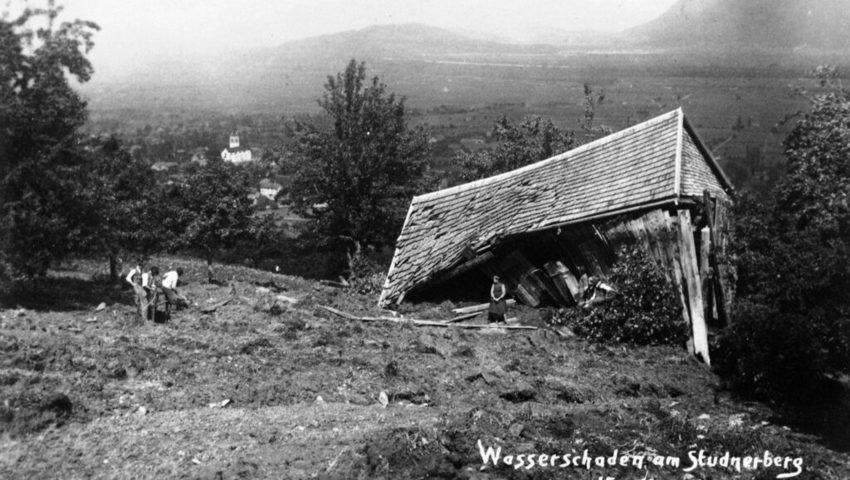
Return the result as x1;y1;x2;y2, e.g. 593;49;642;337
676;210;711;365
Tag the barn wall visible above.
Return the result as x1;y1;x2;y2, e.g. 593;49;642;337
474;206;716;363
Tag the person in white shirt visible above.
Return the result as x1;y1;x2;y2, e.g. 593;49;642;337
160;268;188;312
126;265;158;320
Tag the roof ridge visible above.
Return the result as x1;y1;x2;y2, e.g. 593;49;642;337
412;108;684;204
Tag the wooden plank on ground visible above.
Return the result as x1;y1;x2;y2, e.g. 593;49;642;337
445;312;482;323
200;297;233;314
318;306;538;331
451;299;517;314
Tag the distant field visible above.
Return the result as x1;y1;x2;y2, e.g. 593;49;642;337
84;52;839;190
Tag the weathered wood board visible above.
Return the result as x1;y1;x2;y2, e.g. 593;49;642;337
677;210;710;365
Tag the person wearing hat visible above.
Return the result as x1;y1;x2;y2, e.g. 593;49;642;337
488;275;508;323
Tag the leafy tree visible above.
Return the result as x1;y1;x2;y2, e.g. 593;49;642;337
80;136;164;282
577;83;609;136
171;159;256;283
291;59;430;251
715;66;850;403
457;116;575;181
0;2;99;278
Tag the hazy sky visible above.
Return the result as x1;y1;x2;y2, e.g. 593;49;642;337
14;0;679;75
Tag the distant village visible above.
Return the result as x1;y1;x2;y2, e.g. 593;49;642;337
150;132;288;211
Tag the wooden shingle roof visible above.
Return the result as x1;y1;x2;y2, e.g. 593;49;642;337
379;108;732;306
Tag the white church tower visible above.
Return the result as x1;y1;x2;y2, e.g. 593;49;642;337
222;132;253;163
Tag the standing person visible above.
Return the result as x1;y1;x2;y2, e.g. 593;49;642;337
144;266;160;320
126;264;157;320
160;267;189;312
488;275;508;323
125;265;146;319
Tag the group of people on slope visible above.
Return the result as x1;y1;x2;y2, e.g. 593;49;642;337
125;265;188;320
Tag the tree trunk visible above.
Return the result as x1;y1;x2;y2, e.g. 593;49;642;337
206;252;214;284
345;240;362;281
109;254;119;285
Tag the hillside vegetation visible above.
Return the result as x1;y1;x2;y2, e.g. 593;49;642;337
1;257;849;479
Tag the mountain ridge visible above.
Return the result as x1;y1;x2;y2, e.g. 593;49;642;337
623;0;850;52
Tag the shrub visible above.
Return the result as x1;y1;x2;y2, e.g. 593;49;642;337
347;253;385;296
714;71;850;404
560;246;685;346
714;301;829;403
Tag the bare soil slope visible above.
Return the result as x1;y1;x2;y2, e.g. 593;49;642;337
1;257;848;479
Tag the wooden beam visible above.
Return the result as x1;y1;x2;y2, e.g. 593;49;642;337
430;251;495;285
704;190;729;326
700;226;715;322
319;306;538;330
451;299;517;315
496;251;543;307
659;210;692;331
445;312;483;323
543;261;578;305
677;210;711;365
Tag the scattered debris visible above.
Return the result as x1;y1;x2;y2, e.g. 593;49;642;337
319;279;349;288
275;294;299;305
200;297;232;314
208;399;231;409
553;326;576;338
254;280;287;293
378;391;389;408
326;447;349;473
319;306;538;331
499;379;537;403
451;300;517;315
728;413;746;428
444;312;481;323
94;302;106;312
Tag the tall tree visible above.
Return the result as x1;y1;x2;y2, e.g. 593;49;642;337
80;136;164;282
0;2;99;278
171;159;256;283
457;116;575;182
291;59;430;250
716;66;850;402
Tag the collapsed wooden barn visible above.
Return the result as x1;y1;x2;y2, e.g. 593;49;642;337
379;108;734;364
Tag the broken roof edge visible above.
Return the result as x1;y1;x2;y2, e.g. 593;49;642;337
382;195;699;307
410;108;684;206
674;109;684;198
